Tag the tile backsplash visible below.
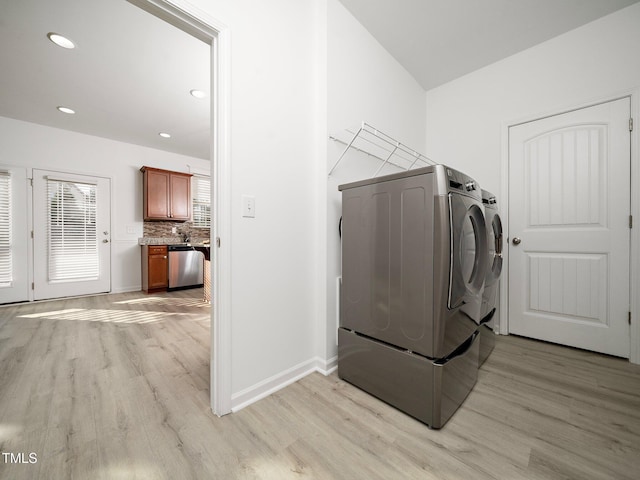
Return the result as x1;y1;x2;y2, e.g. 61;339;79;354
143;221;210;243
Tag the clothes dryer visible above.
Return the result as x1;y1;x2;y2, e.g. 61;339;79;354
338;165;489;428
479;189;503;365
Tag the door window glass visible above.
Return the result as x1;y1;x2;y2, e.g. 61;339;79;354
47;179;98;282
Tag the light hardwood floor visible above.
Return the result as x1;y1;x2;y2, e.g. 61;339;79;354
1;290;639;479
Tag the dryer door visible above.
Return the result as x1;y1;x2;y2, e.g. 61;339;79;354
488;211;503;284
448;194;488;309
485;209;503;287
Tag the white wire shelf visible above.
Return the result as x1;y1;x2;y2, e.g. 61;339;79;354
328;122;436;178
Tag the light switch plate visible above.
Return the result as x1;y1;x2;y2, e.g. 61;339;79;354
242;195;256;218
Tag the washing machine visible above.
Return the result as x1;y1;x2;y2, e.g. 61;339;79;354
478;189;503;365
338;164;489;428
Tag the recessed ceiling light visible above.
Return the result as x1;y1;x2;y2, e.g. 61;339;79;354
47;32;76;49
190;89;207;99
159;132;171;138
57;106;75;114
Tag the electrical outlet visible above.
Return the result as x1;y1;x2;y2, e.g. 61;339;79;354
242;195;256;218
171;226;177;234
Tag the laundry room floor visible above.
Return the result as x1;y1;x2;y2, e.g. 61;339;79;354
1;290;639;479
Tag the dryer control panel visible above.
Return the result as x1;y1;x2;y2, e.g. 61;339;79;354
443;166;482;201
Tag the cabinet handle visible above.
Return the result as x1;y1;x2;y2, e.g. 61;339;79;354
163;256;167;259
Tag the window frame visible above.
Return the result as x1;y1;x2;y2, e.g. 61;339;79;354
191;174;211;228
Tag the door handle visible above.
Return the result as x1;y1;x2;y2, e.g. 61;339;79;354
512;237;521;245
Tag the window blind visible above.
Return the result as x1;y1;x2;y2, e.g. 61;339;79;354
0;171;12;285
192;175;211;228
47;179;99;282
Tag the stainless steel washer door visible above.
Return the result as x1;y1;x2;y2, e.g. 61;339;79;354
448;193;488;309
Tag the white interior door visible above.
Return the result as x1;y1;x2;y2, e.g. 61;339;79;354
33;170;111;300
0;165;29;304
508;98;631;357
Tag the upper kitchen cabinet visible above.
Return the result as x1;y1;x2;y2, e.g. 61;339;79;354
141;166;192;221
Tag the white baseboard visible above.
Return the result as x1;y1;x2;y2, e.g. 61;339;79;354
230;355;339;413
231;358;317;412
315;355;338;376
111;286;142;294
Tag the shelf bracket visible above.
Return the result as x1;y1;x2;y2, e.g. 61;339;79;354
328;126;363;176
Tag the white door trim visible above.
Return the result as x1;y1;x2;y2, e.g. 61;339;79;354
128;0;233;414
500;89;640;364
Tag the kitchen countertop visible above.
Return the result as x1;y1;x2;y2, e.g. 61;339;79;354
139;237;211;260
138;237;210;246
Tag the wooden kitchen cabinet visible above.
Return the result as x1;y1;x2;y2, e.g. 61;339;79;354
141;166;192;221
142;245;168;293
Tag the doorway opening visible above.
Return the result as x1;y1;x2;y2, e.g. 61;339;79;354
128;0;232;415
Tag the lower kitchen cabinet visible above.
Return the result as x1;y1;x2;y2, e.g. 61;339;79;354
142;245;168;293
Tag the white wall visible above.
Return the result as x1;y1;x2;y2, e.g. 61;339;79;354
182;0;320;404
424;3;640;359
323;0;427;362
424;2;640;195
0;116;208;293
180;0;426;405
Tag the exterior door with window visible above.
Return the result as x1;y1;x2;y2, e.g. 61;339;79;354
508;98;630;357
0;165;29;304
32;170;111;300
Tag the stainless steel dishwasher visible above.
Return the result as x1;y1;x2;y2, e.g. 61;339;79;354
168;245;204;290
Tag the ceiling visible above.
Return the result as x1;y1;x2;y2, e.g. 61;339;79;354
0;0;210;160
1;1;638;160
338;0;640;91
